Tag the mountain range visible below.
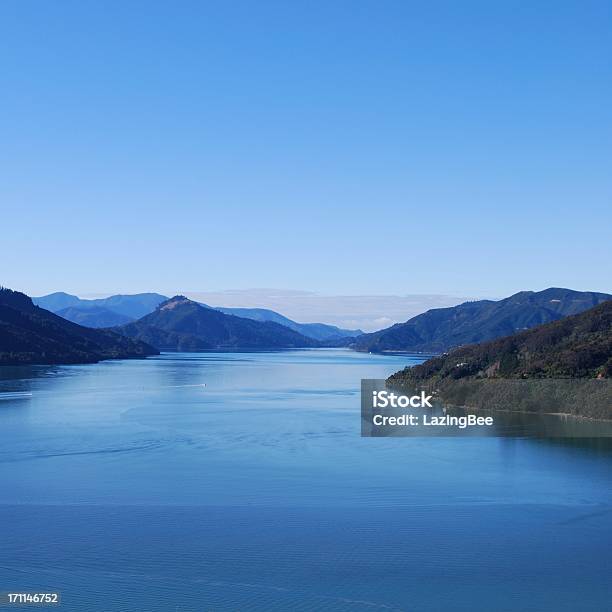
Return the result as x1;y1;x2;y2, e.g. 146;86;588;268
115;296;318;350
33;292;361;340
352;288;611;353
215;307;362;341
56;306;134;328
0;288;157;365
388;299;611;419
33;292;168;320
11;286;612;364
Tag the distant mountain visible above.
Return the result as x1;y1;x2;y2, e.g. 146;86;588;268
34;292;168;320
34;292;168;327
92;293;168;319
33;292;357;339
32;291;82;312
116;296;318;350
56;306;134;328
388;300;612;419
0;288;158;365
353;288;612;353
216;307;362;341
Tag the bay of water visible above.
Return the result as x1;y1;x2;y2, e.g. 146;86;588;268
0;350;610;610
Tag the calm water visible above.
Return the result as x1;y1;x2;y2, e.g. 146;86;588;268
0;350;610;611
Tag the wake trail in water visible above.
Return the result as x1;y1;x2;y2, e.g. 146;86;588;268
0;383;207;401
0;391;32;400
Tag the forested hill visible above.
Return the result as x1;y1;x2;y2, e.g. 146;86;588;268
34;291;361;340
387;301;612;419
390;300;611;383
354;288;611;353
0;287;158;365
115;296;318;351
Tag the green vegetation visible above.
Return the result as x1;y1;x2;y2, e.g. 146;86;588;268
388;300;612;420
0;287;158;365
116;296;319;350
354;288;611;353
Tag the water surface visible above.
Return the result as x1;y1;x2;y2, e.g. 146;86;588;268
0;350;610;610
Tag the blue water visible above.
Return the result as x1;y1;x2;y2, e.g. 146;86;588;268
0;350;610;610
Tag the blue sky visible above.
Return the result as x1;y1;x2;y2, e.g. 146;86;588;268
2;0;611;300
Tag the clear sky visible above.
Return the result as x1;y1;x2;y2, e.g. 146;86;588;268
2;0;611;299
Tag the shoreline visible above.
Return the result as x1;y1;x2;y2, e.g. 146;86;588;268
388;377;612;424
437;400;612;424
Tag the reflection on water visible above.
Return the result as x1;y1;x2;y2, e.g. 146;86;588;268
0;350;611;611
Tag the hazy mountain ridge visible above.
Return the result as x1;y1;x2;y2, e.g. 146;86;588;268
0;288;158;365
216;307;362;340
353;288;612;353
34;292;360;339
34;292;167;321
115;296;318;350
56;306;134;328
